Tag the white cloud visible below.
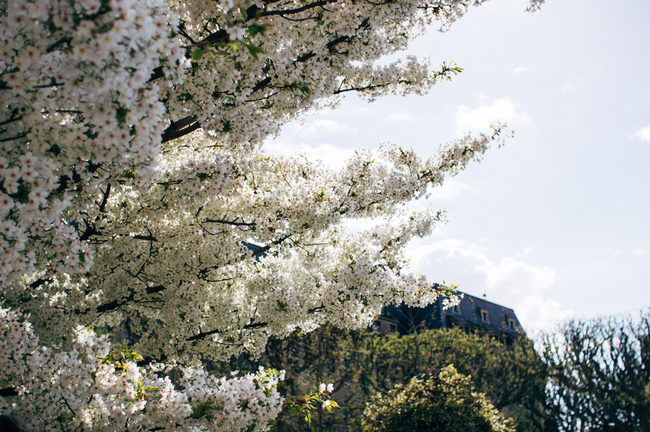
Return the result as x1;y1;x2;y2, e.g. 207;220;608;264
342;217;385;234
428;180;473;200
282;119;357;139
263;140;355;170
513;67;528;73
455;98;529;135
405;238;572;331
406;180;474;210
562;83;575;91
635;126;650;142
634;249;646;256
389;113;411;121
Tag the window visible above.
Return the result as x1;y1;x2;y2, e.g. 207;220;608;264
508;318;516;330
481;310;489;323
389;323;397;333
453;304;460;313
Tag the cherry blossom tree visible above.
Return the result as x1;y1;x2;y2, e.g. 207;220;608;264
0;0;543;429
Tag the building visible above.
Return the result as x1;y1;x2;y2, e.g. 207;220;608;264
375;290;523;346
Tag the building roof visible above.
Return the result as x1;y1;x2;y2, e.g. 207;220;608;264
377;290;524;342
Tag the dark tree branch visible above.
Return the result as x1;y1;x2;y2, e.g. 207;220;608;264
326;35;350;51
296;52;317;63
161;116;201;143
250;234;292;257
186;321;268;341
145;285;166;294
30;278;49;289
0;132;28;142
147;66;165;83
133;235;158;242
0;115;23;127
167;115;198;132
46;36;72;53
204;217;256;228
259;0;331;17
186;306;324;342
79;219;101;242
1;81;67;93
96;298;128;314
0;387;18;397
250;76;272;95
333;82;392;95
97;183;111;213
94;284;168;314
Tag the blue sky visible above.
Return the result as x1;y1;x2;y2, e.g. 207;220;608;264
264;0;650;332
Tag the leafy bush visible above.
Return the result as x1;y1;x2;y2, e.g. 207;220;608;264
217;326;547;431
361;364;515;432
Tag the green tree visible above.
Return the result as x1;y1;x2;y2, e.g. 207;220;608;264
360;328;549;431
222;325;548;431
361;364;515;432
541;311;650;432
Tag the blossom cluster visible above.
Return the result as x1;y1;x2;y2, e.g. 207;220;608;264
1;0;540;429
0;305;284;431
0;0;187;285
6;130;500;362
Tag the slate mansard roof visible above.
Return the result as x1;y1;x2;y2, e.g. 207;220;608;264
375;290;523;344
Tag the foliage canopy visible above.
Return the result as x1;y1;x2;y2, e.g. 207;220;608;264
361;364;515;432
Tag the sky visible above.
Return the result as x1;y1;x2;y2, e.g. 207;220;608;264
263;0;650;333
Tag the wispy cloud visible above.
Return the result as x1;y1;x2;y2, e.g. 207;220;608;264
406;180;475;212
513;67;529;73
635;126;650;142
389;113;412;121
562;83;575;91
286;119;356;138
263;140;355;170
455;98;529;135
405;238;572;331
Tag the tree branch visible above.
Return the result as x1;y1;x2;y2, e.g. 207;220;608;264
161;116;201;143
133;235;158;242
204;217;256;228
97;183;111;213
0;132;28;142
186;321;269;341
46;36;72;53
0;387;18;397
258;0;331;17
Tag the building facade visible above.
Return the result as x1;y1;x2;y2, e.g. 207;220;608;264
375;291;523;346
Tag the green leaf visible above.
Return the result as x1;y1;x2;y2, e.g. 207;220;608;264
247;23;267;36
96;22;113;34
221;120;232;133
230;42;239;52
9;182;31;204
115;107;128;126
246;44;264;60
47;144;61;156
291;82;311;95
192;48;205;61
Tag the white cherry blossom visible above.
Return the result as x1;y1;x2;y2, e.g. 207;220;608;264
1;0;538;429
